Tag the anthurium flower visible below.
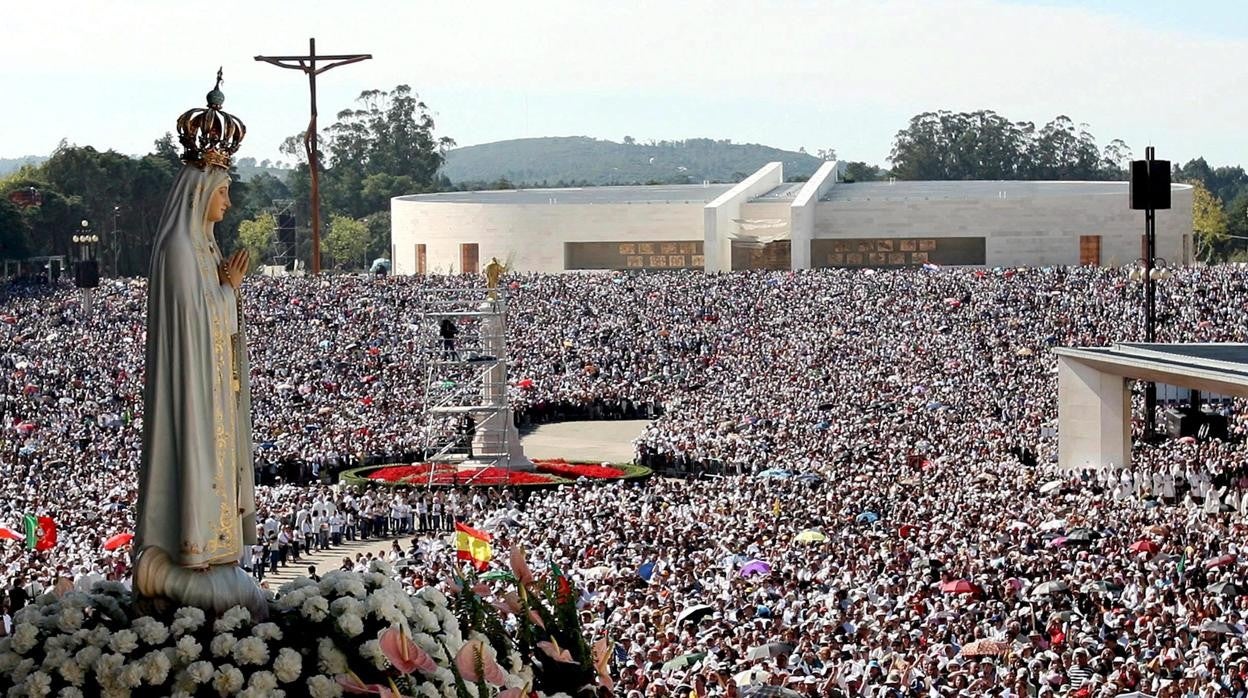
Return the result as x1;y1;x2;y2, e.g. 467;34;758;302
336;672;396;697
454;639;508;685
509;545;535;587
592;638;614;691
379;625;438;675
536;638;576;664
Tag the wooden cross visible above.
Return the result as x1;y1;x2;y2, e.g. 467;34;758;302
255;38;372;275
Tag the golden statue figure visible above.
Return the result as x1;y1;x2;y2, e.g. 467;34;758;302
484;256;507;299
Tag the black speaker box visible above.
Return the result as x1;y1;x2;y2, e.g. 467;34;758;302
1130;159;1171;210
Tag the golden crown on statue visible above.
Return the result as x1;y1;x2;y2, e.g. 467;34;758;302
176;68;246;170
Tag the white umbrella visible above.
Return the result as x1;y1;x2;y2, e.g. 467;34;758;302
1039;518;1066;532
1039;480;1064;495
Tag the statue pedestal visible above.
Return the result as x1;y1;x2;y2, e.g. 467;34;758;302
134;546;268;619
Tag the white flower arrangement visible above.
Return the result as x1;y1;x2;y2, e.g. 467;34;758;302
0;557;602;698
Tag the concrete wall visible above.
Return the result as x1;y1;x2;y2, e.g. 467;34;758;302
1056;355;1132;469
790;161;839;269
702;163;784;272
812;186;1192;267
391;200;705;275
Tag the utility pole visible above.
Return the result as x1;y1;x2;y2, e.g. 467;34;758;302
255;38;371;275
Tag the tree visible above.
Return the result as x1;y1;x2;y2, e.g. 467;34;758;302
0;200;31;259
843;162;886;182
237;212;275;271
816;148;837;162
325;214;369;270
1190;181;1229;262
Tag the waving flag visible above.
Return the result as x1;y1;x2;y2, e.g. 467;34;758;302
454;522;493;571
0;525;21;542
23;515;56;551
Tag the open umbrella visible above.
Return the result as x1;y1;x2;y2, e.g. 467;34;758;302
856;511;880;524
795;473;823;484
1199;620;1242;636
742;687;802;698
756;468;792;479
940;580;976;594
1066;528;1101;544
1031;580;1070;597
1082;581;1122;594
1205;554;1237;570
103;532;133;551
1112;692;1154;698
478;570;515;583
794;529;827;543
1046;536;1068;548
739;560;772;578
1049;610;1082;624
746;642;794;660
961;639;1011;657
661;652;706;672
676;604;715;625
1208;580;1245;597
734;669;770;687
1130;540;1160;555
1039;518;1066;532
1039;480;1064;495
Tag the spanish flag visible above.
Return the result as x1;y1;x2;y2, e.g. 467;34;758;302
454;522;493;571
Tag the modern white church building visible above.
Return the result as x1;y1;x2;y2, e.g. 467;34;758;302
390;162;1193;275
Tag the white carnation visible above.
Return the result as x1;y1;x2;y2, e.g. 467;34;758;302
56;607;84;633
335;611;365;637
210;634;236;657
301;596;330;622
232;636;270;666
107;629;138;655
118;662;144;688
141;649;171;684
73;645;101;669
214;606;252;633
174;636;202;662
252;622;283;641
58;658;85;686
186;660;214;684
132;617;170;645
249;669;279;691
171;607;205;635
212;665;245;694
57;687;84;698
85;626;111;648
412;605;439;633
317;638;349;674
274;647;302;683
360;639;386;670
11;622;39;654
307;674;344;698
92;653;123;683
21;670;52;697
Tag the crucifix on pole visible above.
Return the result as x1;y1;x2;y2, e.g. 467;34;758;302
256;38;371;275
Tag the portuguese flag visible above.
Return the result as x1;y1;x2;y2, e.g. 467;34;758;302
0;525;21;542
454;522;493;571
23;515;56;551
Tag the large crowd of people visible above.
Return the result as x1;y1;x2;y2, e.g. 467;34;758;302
5;265;1248;696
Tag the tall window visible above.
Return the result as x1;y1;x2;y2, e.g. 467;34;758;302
415;244;427;275
1078;235;1101;266
460;243;479;275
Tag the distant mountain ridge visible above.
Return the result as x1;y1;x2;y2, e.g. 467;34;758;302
0;154;287;182
440;136;824;186
0;156;47;176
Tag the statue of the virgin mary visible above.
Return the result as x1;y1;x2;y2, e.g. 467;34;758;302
132;70;265;618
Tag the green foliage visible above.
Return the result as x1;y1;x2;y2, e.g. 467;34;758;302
325;214;370;270
0;200;31;259
237;212;276;270
843;161;887;182
1190;181;1229;262
440;136;824;187
888;110;1124;181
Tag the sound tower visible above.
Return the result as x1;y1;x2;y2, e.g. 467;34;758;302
1130;158;1171;210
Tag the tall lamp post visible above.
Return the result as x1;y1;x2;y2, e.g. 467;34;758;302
111;205;120;277
1129;146;1171;438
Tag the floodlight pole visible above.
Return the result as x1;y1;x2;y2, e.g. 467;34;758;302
256;38;371;275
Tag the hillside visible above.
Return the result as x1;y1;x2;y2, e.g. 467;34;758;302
440;136;824;186
0;156;46;176
0;155;287;182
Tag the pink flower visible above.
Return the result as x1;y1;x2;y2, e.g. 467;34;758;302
471;583;491;596
528;610;546;630
455;639;508;686
536;639;576;664
509;545;535;587
592;638;614;691
336;672;397;697
379;625;439;675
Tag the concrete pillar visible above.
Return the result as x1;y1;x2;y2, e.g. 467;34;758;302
790;161;838;270
1057;356;1131;470
470;299;533;471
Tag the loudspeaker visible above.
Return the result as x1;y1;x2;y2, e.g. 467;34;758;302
73;260;99;289
277;212;296;246
1130;159;1171;210
1165;407;1228;441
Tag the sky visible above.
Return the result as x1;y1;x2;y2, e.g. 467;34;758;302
3;0;1247;168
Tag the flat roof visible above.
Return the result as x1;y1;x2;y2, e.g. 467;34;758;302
749;183;805;202
1052;343;1248;390
395;183;735;205
821;180;1191;203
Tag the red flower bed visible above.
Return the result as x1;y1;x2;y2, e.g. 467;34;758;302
532;459;625;479
365;459;628;486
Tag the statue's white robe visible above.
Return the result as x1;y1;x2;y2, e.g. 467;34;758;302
134;165;257;569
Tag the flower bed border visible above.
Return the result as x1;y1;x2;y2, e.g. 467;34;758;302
339;461;651;490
